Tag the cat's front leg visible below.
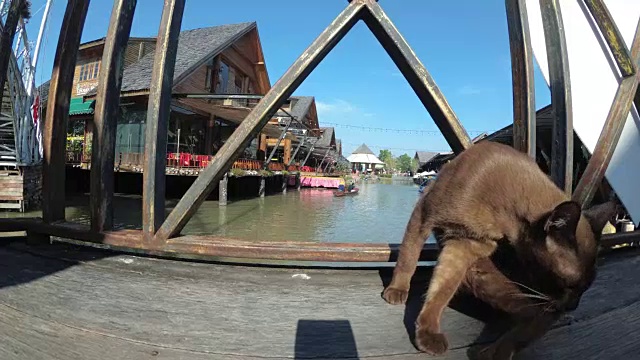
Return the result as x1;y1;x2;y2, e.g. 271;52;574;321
382;196;432;305
415;239;496;355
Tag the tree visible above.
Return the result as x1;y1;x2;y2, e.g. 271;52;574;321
396;153;413;172
411;158;419;173
378;149;396;170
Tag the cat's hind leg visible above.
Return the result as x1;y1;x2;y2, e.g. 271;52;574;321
475;311;559;360
382;192;433;305
415;239;496;355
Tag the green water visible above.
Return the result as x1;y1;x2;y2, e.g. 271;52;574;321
2;177;422;244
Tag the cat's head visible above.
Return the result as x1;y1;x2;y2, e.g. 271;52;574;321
528;200;617;312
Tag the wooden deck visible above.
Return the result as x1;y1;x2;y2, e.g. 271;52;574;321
1;239;639;359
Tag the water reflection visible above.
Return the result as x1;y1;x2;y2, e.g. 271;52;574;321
1;179;423;244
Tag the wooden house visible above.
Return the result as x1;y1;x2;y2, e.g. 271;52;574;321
260;96;321;165
37;22;312;173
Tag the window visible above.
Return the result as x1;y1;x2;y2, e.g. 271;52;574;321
214;61;230;94
79;61;100;82
234;71;244;93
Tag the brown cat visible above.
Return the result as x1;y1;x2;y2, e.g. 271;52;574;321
382;141;616;359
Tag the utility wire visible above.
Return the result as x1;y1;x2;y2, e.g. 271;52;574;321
323;122;496;135
341;142;450;153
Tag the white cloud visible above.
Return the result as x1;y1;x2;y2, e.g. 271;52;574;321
316;99;359;117
457;85;486;95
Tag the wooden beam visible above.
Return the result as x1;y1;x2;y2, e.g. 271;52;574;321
252;27;271;94
0;0;23;102
539;0;573;194
582;0;635;77
142;0;185;240
506;0;536;158
361;0;472;154
90;0;137;232
42;0;90;223
573;20;640;207
154;0;366;241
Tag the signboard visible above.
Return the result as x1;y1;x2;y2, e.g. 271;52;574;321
525;0;640;224
76;82;97;96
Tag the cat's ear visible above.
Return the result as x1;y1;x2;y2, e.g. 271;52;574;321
544;201;582;240
583;200;618;235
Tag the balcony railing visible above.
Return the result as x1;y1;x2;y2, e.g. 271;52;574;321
65;150;298;175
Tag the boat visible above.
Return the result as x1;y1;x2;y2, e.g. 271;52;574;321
418;176;437;194
412;170;437;185
334;188;359;197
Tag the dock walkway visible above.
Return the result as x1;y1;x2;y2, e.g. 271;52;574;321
1;241;639;359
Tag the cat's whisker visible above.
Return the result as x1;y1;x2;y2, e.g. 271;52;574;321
506;280;548;297
507;292;550;301
520;301;549;309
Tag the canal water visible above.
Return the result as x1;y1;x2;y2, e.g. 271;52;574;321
2;177;421;244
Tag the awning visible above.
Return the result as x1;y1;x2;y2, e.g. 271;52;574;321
69;97;95;116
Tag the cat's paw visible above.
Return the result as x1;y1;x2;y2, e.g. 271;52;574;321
415;328;448;355
381;287;408;305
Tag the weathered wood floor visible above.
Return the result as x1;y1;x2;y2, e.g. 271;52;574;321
1;239;639;359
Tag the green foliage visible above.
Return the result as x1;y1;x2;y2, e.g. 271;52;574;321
395;153;413;172
335;161;351;173
259;169;273;177
379;174;393;178
230;168;247;177
411;158;419;173
378;149;395;170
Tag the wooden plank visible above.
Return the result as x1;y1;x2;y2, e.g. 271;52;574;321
362;0;472;154
153;0;366;241
539;0;574;194
0;203;21;209
573;21;640;207
90;0;137;233
506;0;536;157
142;0;186;240
0;196;23;201
42;0;91;223
1;244;640;359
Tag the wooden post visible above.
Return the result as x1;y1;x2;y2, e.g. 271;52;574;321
258;133;267;160
219;172;228;206
90;0;137;232
205;114;214;155
282;174;287;194
539;0;573;194
142;0;185;240
283;138;292;165
506;0;536;158
42;0;90;223
259;177;266;198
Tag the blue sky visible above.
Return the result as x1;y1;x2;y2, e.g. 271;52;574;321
26;0;551;156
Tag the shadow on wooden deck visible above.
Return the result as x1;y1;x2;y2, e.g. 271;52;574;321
1;238;639;359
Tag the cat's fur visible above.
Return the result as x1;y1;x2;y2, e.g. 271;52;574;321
382;141;617;359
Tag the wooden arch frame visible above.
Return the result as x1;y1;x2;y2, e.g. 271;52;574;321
0;0;638;264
